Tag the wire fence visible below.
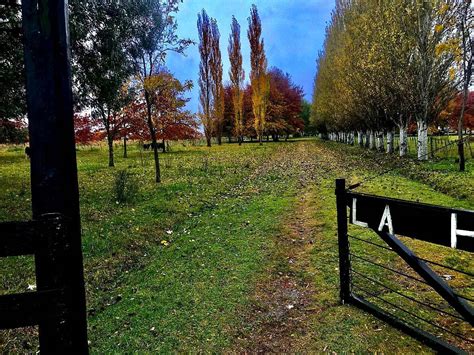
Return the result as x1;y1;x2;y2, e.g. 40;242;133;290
353;134;474;160
348;135;472;190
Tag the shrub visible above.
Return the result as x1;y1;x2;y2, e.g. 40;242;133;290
113;169;139;203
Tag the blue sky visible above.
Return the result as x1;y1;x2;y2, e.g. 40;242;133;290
165;0;335;113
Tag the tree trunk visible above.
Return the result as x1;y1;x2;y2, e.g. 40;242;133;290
369;131;376;150
206;136;211;147
145;93;161;183
123;136;127;158
357;131;363;146
386;131;394;154
238;136;242;146
457;2;471;171
376;131;384;152
458;114;466;172
417;119;428;160
365;131;370;148
399;127;407;157
106;130;114;167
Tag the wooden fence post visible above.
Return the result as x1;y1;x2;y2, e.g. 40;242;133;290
429;136;434;158
336;179;351;304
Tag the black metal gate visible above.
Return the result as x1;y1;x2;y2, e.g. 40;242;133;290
335;179;474;353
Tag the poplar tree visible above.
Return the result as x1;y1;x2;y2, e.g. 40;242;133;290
248;4;269;145
407;0;458;160
198;9;213;147
210;19;224;145
228;16;245;145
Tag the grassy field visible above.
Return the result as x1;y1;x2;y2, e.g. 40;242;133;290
0;139;472;352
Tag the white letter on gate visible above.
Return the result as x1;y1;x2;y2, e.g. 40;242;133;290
451;213;474;249
378;205;394;234
352;198;368;228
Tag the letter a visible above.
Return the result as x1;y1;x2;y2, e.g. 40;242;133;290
378;205;394;234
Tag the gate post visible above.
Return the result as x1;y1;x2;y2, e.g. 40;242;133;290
21;0;88;352
336;179;351;304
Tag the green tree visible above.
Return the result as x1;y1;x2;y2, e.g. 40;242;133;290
0;2;26;122
128;0;192;182
300;100;313;135
70;0;134;167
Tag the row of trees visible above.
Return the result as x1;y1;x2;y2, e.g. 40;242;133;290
311;0;472;170
197;5;305;146
2;0;200;183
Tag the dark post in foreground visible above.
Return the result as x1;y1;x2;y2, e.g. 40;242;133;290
335;179;351;304
22;0;88;352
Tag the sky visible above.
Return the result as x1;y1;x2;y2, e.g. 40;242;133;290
165;0;335;113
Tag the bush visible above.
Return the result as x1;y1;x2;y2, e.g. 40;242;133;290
113;169;139;203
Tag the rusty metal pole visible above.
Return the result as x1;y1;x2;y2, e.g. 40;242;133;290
21;0;88;352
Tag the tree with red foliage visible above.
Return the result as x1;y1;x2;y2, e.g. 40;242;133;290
122;88;200;145
438;92;474;132
74;114;95;145
126;69;198;180
222;84;235;142
242;84;256;139
121;101;149;141
266;67;304;140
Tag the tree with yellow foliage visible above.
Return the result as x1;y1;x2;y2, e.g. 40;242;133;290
311;0;459;161
228;16;245;145
248;4;269;145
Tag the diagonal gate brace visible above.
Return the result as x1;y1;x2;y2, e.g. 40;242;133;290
375;230;474;326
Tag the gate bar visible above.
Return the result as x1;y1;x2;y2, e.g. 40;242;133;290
350;295;463;354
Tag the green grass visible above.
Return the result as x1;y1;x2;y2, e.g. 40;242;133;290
90;193;292;352
325;139;474;204
0;141;301;352
0;139;472;352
